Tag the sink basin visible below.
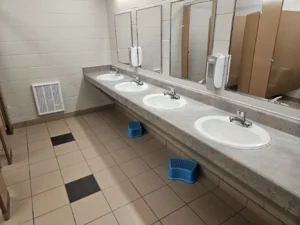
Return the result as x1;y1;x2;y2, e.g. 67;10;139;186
96;73;124;81
194;116;271;149
143;94;186;109
115;82;148;92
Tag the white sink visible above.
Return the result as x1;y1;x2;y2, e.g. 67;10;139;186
194;116;271;149
115;82;148;92
143;94;186;109
96;73;124;81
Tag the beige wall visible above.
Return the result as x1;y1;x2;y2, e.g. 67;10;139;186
0;0;113;124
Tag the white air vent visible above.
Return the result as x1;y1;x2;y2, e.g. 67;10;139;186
32;82;65;116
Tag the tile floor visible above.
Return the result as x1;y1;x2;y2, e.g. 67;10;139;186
0;108;273;225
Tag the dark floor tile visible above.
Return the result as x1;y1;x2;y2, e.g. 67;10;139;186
51;133;75;146
65;175;101;203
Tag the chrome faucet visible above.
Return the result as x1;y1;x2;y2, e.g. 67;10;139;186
111;66;120;76
164;86;180;100
229;110;252;128
131;75;143;86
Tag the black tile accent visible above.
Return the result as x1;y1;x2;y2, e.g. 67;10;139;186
51;133;75;146
65;175;101;203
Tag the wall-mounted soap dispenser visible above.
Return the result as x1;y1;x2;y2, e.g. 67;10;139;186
129;47;142;67
206;54;231;91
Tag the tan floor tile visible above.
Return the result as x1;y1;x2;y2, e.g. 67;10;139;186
29;148;55;164
96;129;120;143
103;180;140;210
22;220;34;225
27;132;49;143
153;164;172;184
7;180;31;201
7;135;27;148
122;133;153;146
81;145;108;160
169;181;208;203
49;127;70;137
68;123;90;132
11;145;28;156
47;120;67;130
72;129;95;140
35;205;75;225
71;192;111;225
141;149;174;168
87;212;118;225
114;198;158;225
143;186;185;219
30;158;59;178
7;198;33;224
75;136;100;149
33;186;69;217
57;151;85;168
153;222;162;225
94;165;127;189
119;157;151;178
54;141;80;156
110;147;138;164
198;176;218;190
223;214;251;225
27;123;47;135
91;123;113;134
28;139;52;152
240;206;281;225
65;116;85;126
213;187;245;212
103;138;128;152
1;154;29;171
131;138;164;156
3;166;30;186
130;170;165;196
14;127;27;136
31;170;63;195
87;154;116;173
61;161;92;183
161;206;205;225
189;193;235;225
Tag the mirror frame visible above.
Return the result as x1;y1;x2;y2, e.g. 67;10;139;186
114;11;133;65
136;5;163;74
169;0;217;79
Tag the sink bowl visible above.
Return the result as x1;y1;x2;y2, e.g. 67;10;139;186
96;73;124;81
143;94;186;109
194;116;271;149
115;82;148;92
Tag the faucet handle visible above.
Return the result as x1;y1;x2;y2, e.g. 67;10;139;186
236;110;246;121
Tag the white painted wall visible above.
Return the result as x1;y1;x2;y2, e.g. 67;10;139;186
0;0;113;124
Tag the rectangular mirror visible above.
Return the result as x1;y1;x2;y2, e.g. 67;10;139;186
115;12;133;64
227;0;300;109
170;0;215;83
137;6;162;73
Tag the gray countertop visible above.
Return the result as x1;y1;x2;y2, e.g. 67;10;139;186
84;70;300;218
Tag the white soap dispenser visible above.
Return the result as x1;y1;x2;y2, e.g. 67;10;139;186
206;54;226;91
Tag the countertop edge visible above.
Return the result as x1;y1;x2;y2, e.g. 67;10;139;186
84;72;300;218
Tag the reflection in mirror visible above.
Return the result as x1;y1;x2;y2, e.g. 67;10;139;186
115;12;133;64
137;6;162;73
170;0;214;83
227;0;300;109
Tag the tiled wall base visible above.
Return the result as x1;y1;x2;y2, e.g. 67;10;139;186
13;105;114;129
115;102;299;225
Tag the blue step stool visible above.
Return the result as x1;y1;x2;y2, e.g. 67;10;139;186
127;121;143;138
168;158;199;184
